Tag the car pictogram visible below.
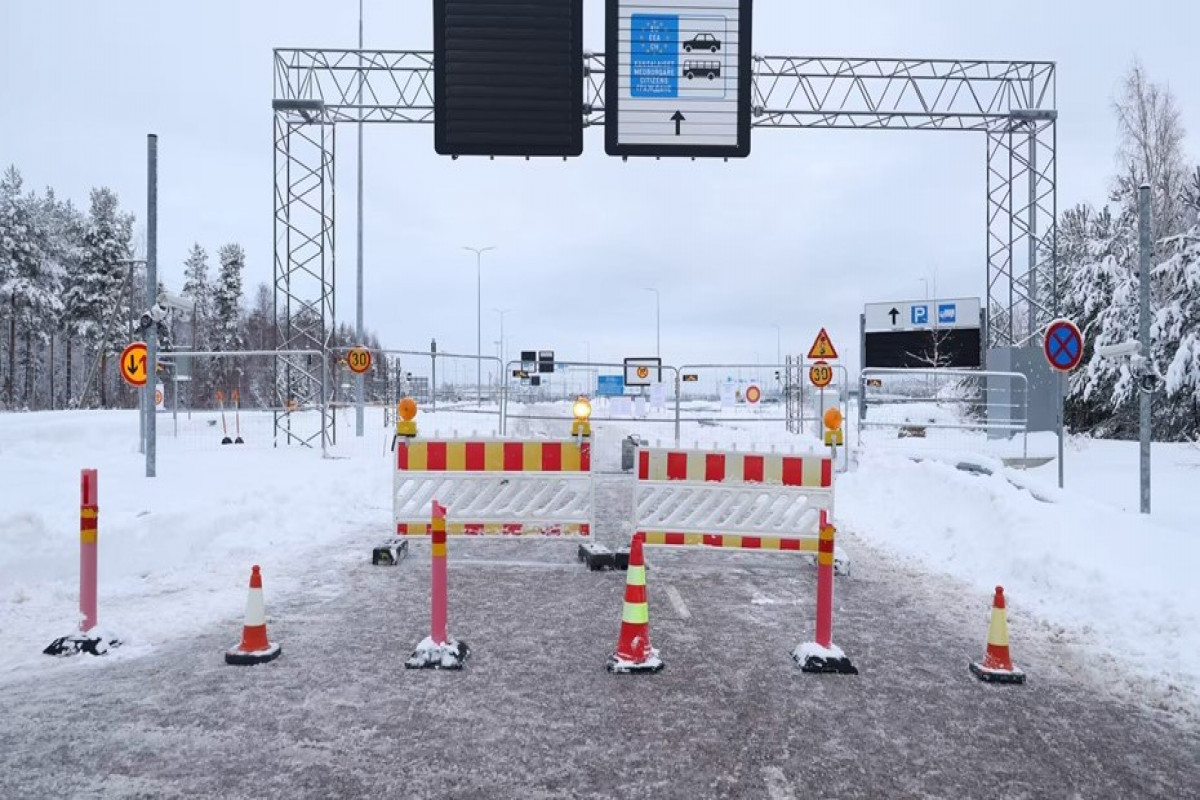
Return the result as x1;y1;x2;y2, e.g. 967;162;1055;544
683;33;721;53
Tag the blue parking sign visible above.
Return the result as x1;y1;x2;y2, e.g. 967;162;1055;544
911;305;929;325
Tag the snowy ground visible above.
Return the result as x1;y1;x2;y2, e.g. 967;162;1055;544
1;404;1199;796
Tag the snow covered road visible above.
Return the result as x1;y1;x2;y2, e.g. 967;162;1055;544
2;483;1198;798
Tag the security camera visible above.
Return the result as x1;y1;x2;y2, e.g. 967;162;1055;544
1095;340;1140;359
1140;374;1160;393
148;303;169;323
156;290;195;313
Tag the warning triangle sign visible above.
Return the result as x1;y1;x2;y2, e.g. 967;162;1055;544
807;328;839;360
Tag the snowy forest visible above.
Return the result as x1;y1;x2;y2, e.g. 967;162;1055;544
0;176;381;412
1056;62;1200;440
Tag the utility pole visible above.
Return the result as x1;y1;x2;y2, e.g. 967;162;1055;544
1138;185;1152;514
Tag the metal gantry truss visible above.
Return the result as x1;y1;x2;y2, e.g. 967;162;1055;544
273;50;1057;440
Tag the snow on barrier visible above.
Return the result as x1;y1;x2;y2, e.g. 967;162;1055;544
393;439;594;536
631;446;848;573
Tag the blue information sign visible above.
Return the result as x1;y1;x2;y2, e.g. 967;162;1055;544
631;14;679;98
911;305;929;325
597;375;626;397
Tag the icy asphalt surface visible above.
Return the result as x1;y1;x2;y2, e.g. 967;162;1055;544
2;473;1199;799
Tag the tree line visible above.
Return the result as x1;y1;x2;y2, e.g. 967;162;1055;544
1052;62;1200;441
0;172;383;412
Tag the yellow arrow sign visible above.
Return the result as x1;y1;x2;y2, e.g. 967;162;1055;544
120;342;148;387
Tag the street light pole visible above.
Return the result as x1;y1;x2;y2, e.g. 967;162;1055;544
354;0;365;437
643;287;660;357
493;307;510;371
463;246;495;404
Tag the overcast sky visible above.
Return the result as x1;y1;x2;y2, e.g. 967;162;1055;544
3;1;1200;376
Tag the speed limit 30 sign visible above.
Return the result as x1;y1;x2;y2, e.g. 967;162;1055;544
346;346;373;375
809;360;833;388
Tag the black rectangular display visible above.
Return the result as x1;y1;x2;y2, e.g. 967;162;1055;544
864;329;982;370
434;0;584;157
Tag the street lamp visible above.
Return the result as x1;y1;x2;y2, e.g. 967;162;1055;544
493;307;510;370
642;287;660;357
463;245;496;404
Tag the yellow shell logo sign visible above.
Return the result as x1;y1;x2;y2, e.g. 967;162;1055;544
637;366;649;379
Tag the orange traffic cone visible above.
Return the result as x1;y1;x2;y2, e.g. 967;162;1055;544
969;586;1024;684
607;535;663;674
225;565;282;666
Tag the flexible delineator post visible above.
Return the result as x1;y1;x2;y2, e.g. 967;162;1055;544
815;525;835;648
80;469;99;633
233;389;242;438
431;500;448;645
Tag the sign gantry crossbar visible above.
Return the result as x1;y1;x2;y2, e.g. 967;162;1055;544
272;49;1056;442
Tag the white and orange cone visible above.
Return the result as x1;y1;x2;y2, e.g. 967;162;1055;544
969;586;1024;684
225;565;282;666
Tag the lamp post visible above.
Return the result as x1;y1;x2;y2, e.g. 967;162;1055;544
493;307;510;377
642;287;660;357
463;245;495;404
354;0;365;437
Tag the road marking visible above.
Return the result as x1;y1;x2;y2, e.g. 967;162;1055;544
761;766;797;800
664;584;691;620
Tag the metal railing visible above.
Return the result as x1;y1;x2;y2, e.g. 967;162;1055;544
857;368;1029;462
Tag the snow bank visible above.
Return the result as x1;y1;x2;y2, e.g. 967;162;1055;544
840;445;1200;702
0;408;490;684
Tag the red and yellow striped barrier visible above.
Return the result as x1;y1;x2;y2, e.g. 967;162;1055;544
637;448;831;488
394;439;594;538
397;522;590;536
639;531;820;552
397;440;591;473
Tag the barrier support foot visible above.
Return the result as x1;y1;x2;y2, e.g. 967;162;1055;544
793;642;858;675
44;632;122;658
578;543;615;570
406;637;469;670
373;539;409;566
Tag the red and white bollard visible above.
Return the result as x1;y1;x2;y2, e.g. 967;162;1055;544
80;468;98;632
793;524;856;674
45;469;121;657
406;500;469;670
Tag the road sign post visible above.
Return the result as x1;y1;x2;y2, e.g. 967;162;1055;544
1044;319;1085;490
